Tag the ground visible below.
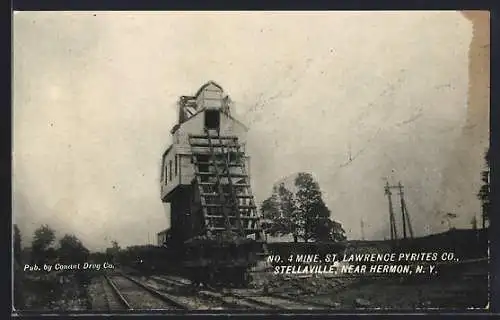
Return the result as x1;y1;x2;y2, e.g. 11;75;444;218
17;272;90;311
248;258;488;309
293;275;488;309
15;268;488;311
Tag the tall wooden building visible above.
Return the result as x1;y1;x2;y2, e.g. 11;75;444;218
160;81;263;245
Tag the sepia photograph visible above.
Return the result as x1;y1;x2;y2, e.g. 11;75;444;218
12;10;490;313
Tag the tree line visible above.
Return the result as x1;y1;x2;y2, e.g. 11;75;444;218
13;224;94;310
14;224;129;270
260;172;346;243
477;147;490;229
14;224;92;268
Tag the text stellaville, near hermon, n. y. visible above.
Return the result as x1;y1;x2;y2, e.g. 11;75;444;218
272;263;436;275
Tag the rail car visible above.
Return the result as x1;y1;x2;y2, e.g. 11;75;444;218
157;81;267;287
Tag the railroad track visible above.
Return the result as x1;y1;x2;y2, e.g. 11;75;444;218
151;274;338;310
149;275;267;310
104;273;191;310
101;275;131;310
115;259;488;311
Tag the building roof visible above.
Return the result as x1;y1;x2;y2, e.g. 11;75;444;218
162;144;173;158
170;106;248;135
157;229;169;235
194;80;224;98
169;81;248;135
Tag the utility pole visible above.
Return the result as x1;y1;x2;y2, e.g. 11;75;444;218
398;182;407;239
384;181;398;242
385;180;414;242
348;142;352;162
360;219;365;241
482;209;486;230
471;215;478;230
398;182;414;239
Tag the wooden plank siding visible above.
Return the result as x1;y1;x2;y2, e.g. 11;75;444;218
161;108;250;202
161;146;182;201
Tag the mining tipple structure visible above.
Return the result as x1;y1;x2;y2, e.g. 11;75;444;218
160;81;266;286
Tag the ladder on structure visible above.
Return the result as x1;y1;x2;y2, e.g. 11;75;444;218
188;129;261;238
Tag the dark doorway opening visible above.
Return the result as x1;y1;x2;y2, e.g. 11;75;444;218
205;110;220;130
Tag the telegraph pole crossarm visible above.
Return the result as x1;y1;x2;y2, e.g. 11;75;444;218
385;180;414;244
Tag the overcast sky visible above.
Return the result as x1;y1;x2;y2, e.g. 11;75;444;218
13;11;484;250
